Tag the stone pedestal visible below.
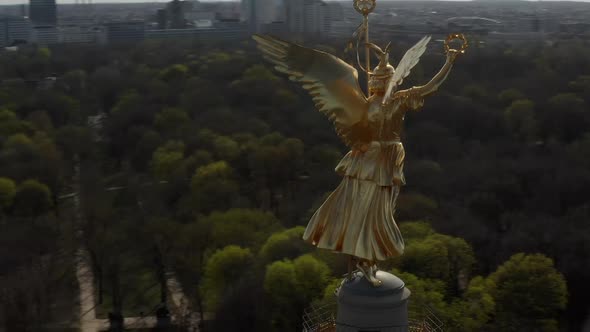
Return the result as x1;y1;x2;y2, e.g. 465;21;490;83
336;271;411;332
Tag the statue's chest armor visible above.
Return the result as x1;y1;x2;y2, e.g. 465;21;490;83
367;101;404;139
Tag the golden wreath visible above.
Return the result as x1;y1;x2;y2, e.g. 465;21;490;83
444;33;468;55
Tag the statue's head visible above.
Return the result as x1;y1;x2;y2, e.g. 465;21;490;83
369;64;394;94
368;42;394;95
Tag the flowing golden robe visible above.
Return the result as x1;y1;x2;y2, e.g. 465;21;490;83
303;90;425;261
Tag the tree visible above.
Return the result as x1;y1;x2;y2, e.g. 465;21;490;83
399;221;435;242
396;193;438;221
541;93;588;142
212;135;240;161
33;91;80;127
263;255;330;332
488;253;567;331
150;140;185;180
145;218;181;303
154;107;190;138
200;245;254;311
504;99;537;140
0;177;16;211
0;109;33;138
25;110;54;135
259;226;313;262
159;64;188;83
395;231;475;294
206;209;281;251
264;260;299;331
449;276;495;332
55;125;94;160
175;218;213;319
191;161;238;213
131;130;162;172
90;66;122;110
60;69;87;97
12;179;52;220
392;269;449;322
498;88;526;106
292;254;330;304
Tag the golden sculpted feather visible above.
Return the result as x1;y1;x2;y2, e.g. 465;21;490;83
253;20;467;286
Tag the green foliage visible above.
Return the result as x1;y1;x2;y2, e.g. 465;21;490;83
37;47;51;59
400;236;451;282
395;231;475;295
399;221;435;242
259;226;312;262
264;255;330;331
206;208;281;250
451;276;496;331
321;278;342;301
240;64;280;83
55;126;93;159
212;135;240;161
201;245;254;311
0;110;33;137
191;161;238;213
154;107;190;137
504;99;537;140
488;253;567;331
293;254;330;303
542;93;589;142
264;260;298;304
13;179;52;218
264;260;299;331
150;140;185;179
396;193;438;220
5;133;33;148
0;177;16;209
393;269;448;317
498;88;526;105
159;64;188;82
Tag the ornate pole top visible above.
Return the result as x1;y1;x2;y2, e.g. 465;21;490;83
353;0;376;17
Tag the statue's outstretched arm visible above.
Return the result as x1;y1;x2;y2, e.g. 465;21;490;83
413;52;458;97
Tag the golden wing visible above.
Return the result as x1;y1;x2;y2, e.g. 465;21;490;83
253;34;370;148
383;36;431;105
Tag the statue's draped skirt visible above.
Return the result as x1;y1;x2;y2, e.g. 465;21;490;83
303;141;406;261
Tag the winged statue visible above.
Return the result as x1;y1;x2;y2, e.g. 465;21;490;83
253;33;467;286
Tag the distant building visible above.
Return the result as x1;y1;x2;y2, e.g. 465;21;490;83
215;2;241;21
157;9;167;30
156;0;192;30
29;0;57;26
242;0;278;33
560;21;590;34
105;21;145;43
261;21;288;36
0;15;32;47
58;25;105;44
328;20;357;40
285;0;331;36
31;26;58;45
185;11;215;27
167;0;188;29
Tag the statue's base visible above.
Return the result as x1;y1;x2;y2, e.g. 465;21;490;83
336;271;411;332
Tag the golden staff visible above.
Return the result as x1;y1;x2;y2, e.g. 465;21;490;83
353;0;377;95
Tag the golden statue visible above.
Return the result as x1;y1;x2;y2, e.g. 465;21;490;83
253;4;467;286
